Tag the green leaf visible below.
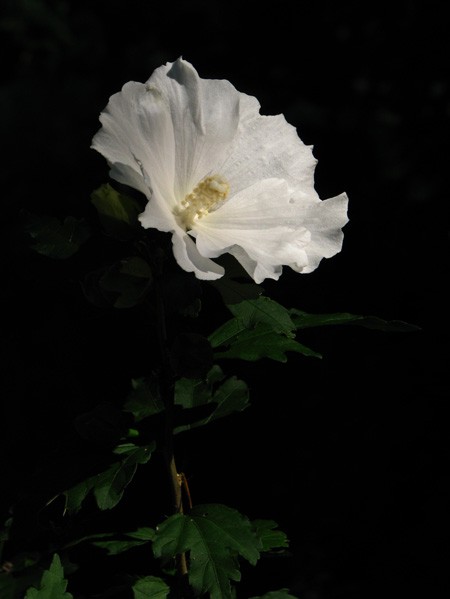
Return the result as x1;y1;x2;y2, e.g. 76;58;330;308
99;257;153;308
290;309;421;332
24;213;91;259
208;254;263;305
209;298;321;362
213;323;322;362
64;443;155;513
153;504;262;599
94;444;155;509
249;590;299;599
132;576;170;599
92;539;148;555
92;527;156;555
91;183;143;238
174;366;249;433
24;554;72;599
64;478;93;514
228;297;296;335
252;520;289;552
123;376;164;422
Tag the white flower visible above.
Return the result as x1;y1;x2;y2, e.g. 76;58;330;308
91;58;348;284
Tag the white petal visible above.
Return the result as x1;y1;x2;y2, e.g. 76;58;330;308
227;246;283;283
288;192;349;273
171;231;224;280
193;180;348;282
91;80;176;205
200;178;298;230
148;58;241;200
220;94;319;199
194;179;311;282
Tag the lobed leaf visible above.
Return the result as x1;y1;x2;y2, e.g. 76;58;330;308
213;323;322;362
24;554;72;599
153;504;262;599
251;520;289;552
209;298;321;362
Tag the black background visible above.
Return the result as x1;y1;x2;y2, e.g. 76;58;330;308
1;1;449;598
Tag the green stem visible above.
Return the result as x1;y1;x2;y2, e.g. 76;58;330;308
154;271;189;582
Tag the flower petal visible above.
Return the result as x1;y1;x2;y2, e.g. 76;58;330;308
148;58;241;201
171;231;224;280
220;94;319;198
91;80;176;206
193;179;348;282
287;192;349;273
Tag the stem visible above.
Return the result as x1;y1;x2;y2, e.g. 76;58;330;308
154;271;189;581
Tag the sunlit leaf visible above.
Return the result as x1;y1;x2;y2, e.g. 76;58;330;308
24;554;72;599
132;576;170;599
24;213;91;259
153;504;262;599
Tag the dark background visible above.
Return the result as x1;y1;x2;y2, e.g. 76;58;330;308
1;1;449;597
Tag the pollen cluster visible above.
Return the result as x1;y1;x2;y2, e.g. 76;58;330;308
175;174;229;230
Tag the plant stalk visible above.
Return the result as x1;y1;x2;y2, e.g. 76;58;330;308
154;271;189;581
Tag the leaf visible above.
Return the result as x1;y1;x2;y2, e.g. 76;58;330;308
92;539;148;555
251;520;289;552
64;478;93;514
94;443;155;509
132;576;170;599
92;527;156;555
24;213;91;259
249;590;299;599
213;323;322;362
290;309;421;332
208;254;263;305
153;504;262;599
123;376;164;422
24;554;72;599
228;297;296;335
98;257;153;308
174;366;249;433
209;298;321;362
64;443;155;514
91;183;143;239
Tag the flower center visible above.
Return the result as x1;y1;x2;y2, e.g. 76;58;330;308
175;174;230;230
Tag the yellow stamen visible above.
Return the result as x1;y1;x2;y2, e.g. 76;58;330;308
175;174;229;230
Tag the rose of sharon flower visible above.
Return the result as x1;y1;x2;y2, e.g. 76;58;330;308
92;58;348;284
